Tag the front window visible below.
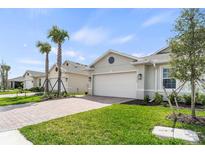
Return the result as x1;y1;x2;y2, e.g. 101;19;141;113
163;68;176;89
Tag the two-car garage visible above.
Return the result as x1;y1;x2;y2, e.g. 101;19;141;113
93;72;137;98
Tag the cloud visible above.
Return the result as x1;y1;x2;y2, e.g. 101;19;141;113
78;56;85;61
111;34;135;44
64;50;85;61
72;26;108;45
51;47;85;61
142;12;174;27
132;52;152;57
64;50;78;57
51;47;57;55
18;59;43;65
23;43;27;48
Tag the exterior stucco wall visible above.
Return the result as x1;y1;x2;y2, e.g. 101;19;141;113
92;53;137;74
49;74;89;93
136;65;145;100
24;74;34;89
35;77;45;87
89;53;138;96
143;63;205;100
67;73;89;93
49;66;67;79
48;65;89;93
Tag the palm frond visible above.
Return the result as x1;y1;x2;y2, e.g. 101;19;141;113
48;25;69;43
36;41;51;54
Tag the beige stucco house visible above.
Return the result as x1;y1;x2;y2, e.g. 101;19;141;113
9;60;89;93
8;76;24;89
23;70;45;89
87;47;204;99
48;60;89;93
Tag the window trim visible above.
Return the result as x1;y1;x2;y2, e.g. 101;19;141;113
162;67;176;89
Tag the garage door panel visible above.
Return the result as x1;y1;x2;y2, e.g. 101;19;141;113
93;72;136;98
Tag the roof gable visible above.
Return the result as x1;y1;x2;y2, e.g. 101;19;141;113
49;60;89;76
23;70;45;77
89;49;138;67
150;46;170;56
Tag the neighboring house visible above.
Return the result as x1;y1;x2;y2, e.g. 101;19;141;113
8;76;24;89
9;60;89;93
87;47;204;99
23;70;45;89
48;60;89;93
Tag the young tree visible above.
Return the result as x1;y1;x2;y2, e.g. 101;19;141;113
36;41;51;94
0;63;10;90
169;9;205;117
48;26;69;96
4;65;10;89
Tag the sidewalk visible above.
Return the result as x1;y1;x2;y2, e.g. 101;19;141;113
0;130;32;145
0;92;36;98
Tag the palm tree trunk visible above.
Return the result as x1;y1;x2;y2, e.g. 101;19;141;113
57;43;62;96
45;52;49;94
191;79;196;117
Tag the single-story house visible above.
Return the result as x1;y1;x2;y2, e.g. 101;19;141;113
87;47;204;99
8;76;24;89
19;60;89;93
48;60;89;93
23;70;45;89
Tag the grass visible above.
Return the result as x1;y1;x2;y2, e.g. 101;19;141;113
0;95;43;106
20;104;205;145
0;89;31;95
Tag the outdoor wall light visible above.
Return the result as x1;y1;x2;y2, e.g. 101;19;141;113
88;77;91;82
138;73;142;80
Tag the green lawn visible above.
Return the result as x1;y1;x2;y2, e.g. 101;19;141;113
0;89;31;95
20;104;205;145
0;95;43;106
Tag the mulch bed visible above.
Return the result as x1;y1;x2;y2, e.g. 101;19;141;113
168;113;205;126
122;99;204;109
121;99;158;106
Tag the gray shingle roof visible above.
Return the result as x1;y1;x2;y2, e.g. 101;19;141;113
24;70;45;77
132;47;171;65
49;60;89;76
9;76;24;82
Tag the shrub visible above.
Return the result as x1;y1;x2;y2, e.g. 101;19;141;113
29;87;44;92
197;93;205;105
182;93;205;106
168;92;182;104
18;87;23;93
144;95;150;104
62;91;67;97
182;94;191;105
153;92;163;105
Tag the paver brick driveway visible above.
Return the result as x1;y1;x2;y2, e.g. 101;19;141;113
0;96;132;132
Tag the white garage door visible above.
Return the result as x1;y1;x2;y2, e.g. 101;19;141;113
93;72;136;98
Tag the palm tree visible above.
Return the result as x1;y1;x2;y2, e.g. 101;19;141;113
48;26;69;96
36;41;51;94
